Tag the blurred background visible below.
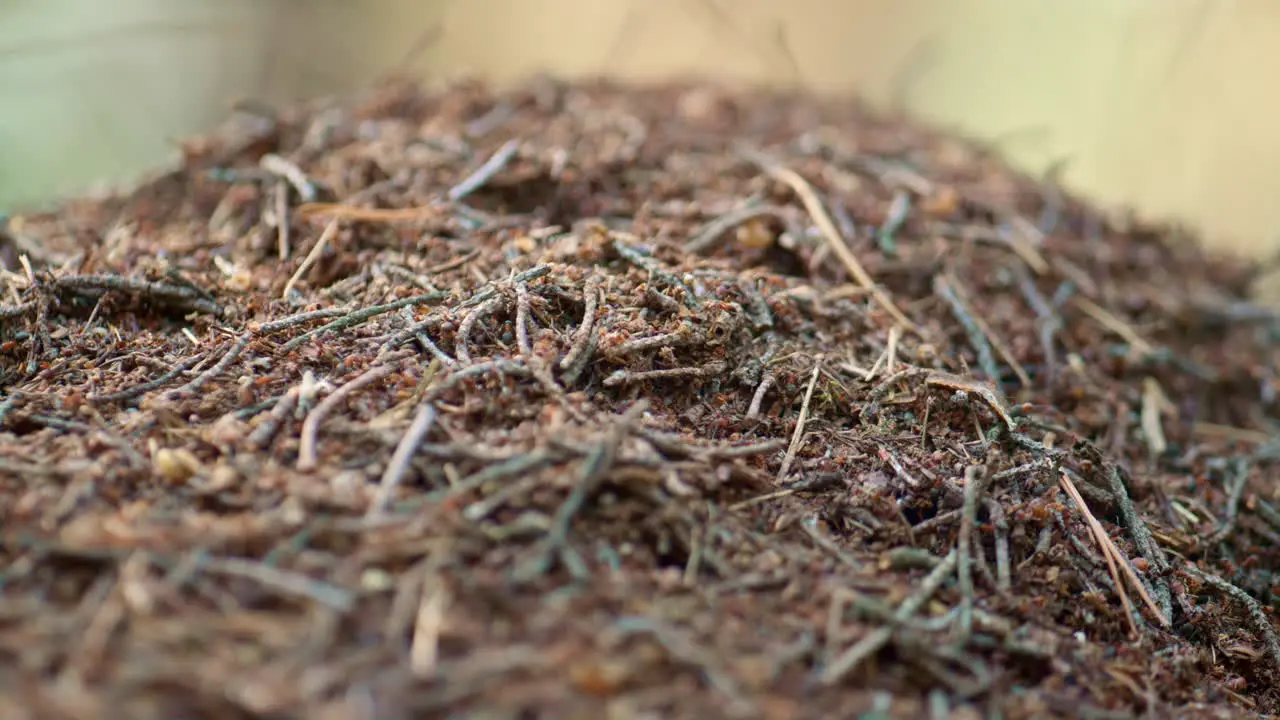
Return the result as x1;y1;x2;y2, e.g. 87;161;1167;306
2;0;1277;258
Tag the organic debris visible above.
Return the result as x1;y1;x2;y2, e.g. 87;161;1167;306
2;76;1280;719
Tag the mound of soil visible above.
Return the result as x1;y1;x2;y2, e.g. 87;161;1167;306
2;76;1279;719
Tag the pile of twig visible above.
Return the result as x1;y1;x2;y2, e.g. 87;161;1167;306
1;76;1279;719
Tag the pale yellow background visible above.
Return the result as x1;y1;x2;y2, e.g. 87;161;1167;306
2;0;1277;257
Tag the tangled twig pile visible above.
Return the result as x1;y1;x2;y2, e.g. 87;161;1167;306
1;77;1279;719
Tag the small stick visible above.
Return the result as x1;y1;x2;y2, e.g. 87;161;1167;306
937;273;1031;389
52;274;222;317
458;265;551;309
463;471;549;521
561;332;598;387
876;190;910;257
1060;470;1139;637
1092;455;1172;619
1012;263;1062;383
254;305;354;334
514;282;533;357
1140;377;1171;457
777;357;822;483
684;203;784;254
935;274;1002;384
259;152;318;202
70;576;125;680
560;274;600;370
87;352;207;403
382;314;454;366
603;362;725;388
455;295;505;365
280;292;448;351
368;403;438;518
274;182;291;260
985;497;1012;592
297;357;406;471
282;218;340;299
513;403;646;582
297;203;439;223
1071;296;1155;357
1059;469;1167;630
1209;458;1250;545
925;371;1017;433
612;237;699;309
420;247;481;276
613;616;750;713
820;550;959;685
0;300;36;320
878;446;923;489
434;449;558;508
247;385;300;449
606;323;701;358
746;373;775;419
166;333;252;397
956;465;984;640
738;146;920;335
886;325;900;375
448;139;520;202
410;581;448;678
203;556;353;611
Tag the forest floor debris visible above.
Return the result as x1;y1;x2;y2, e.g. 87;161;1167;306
2;76;1280;719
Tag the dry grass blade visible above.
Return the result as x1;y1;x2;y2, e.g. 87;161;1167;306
739;146;921;336
1059;470;1168;630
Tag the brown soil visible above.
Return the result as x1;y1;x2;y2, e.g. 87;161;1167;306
1;76;1278;719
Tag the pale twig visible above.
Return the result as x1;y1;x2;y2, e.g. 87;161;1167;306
259;152;318;202
455;295;505;365
684;203;785;254
1071;296;1155;357
739;146;920;335
448;139;520;202
513;403;647;582
777;357;822;483
877;445;923;489
203;556;354;611
604;362;725;387
515;281;533;356
410;579;448;678
282;217;340;299
1140;377;1172;457
247;385;301;449
422;247;481;276
746;373;775;419
368;403;439;519
1208;458;1250;545
956;465;985;640
560;274;600;370
297;355;408;471
254;305;354;334
985;497;1012;592
274;182;291;260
